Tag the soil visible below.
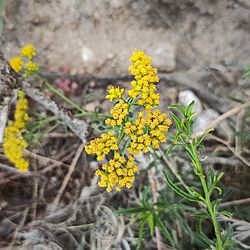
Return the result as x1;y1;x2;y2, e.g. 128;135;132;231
1;0;250;78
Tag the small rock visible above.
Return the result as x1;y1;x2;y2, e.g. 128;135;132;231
150;43;176;72
81;46;94;63
192;109;219;136
178;90;202;115
85;101;99;112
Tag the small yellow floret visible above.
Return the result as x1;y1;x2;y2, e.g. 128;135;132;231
21;44;36;59
9;57;23;73
106;86;124;102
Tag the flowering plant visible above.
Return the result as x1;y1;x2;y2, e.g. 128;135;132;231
85;51;171;192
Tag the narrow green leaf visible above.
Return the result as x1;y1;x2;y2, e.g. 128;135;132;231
117;207;149;214
165;144;175;156
192;191;205;202
219;210;232;218
155;215;174;246
186;100;195;114
137;216;148;250
168;104;185;113
174;131;182;144
193;211;210;219
196;219;214;246
170;112;181;130
195;128;214;148
147;213;154;236
164;172;201;202
142;187;151;208
215;186;222;195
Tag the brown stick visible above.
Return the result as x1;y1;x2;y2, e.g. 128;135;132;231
194;101;250;137
220;197;250;208
52;143;83;209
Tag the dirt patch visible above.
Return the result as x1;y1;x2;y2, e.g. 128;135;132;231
1;0;249;77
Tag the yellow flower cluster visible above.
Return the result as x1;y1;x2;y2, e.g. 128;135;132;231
96;153;138;192
85;132;118;161
125;110;171;155
106;86;124;102
9;44;39;75
9;57;24;73
85;50;171;192
147;109;172;148
3;91;30;172
105;100;129;127
128;50;160;110
21;44;36;59
26;61;39;72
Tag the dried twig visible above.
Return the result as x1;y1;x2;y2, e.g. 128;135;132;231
148;169;163;250
194;101;250;137
21;81;88;142
9;207;29;248
208;134;250;167
52;143;83;209
220;197;250;208
24;149;71;169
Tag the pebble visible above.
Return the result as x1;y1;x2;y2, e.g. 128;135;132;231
150;43;176;72
178;90;202;115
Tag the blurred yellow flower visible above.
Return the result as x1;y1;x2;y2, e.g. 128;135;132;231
9;56;23;73
3;91;30;172
21;44;36;59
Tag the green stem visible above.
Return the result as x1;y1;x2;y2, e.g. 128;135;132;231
190;144;223;250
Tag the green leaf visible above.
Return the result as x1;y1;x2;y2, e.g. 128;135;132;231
154;215;174;245
168;104;185;113
117;207;149;214
193;211;210;219
192;191;205;202
174;131;183;144
165;144;175;156
196;219;214;246
137;215;148;250
219;210;232;218
142;187;152;209
186;100;195;114
215;186;222;195
164;172;202;202
195;128;214;148
147;213;154;236
170;112;181;130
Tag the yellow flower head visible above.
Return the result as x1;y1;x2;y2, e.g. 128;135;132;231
21;44;36;59
26;61;39;72
84;132;118;161
3;91;30;172
105;100;129;127
9;56;23;73
96;153;138;192
106;86;124;102
128;50;159;109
